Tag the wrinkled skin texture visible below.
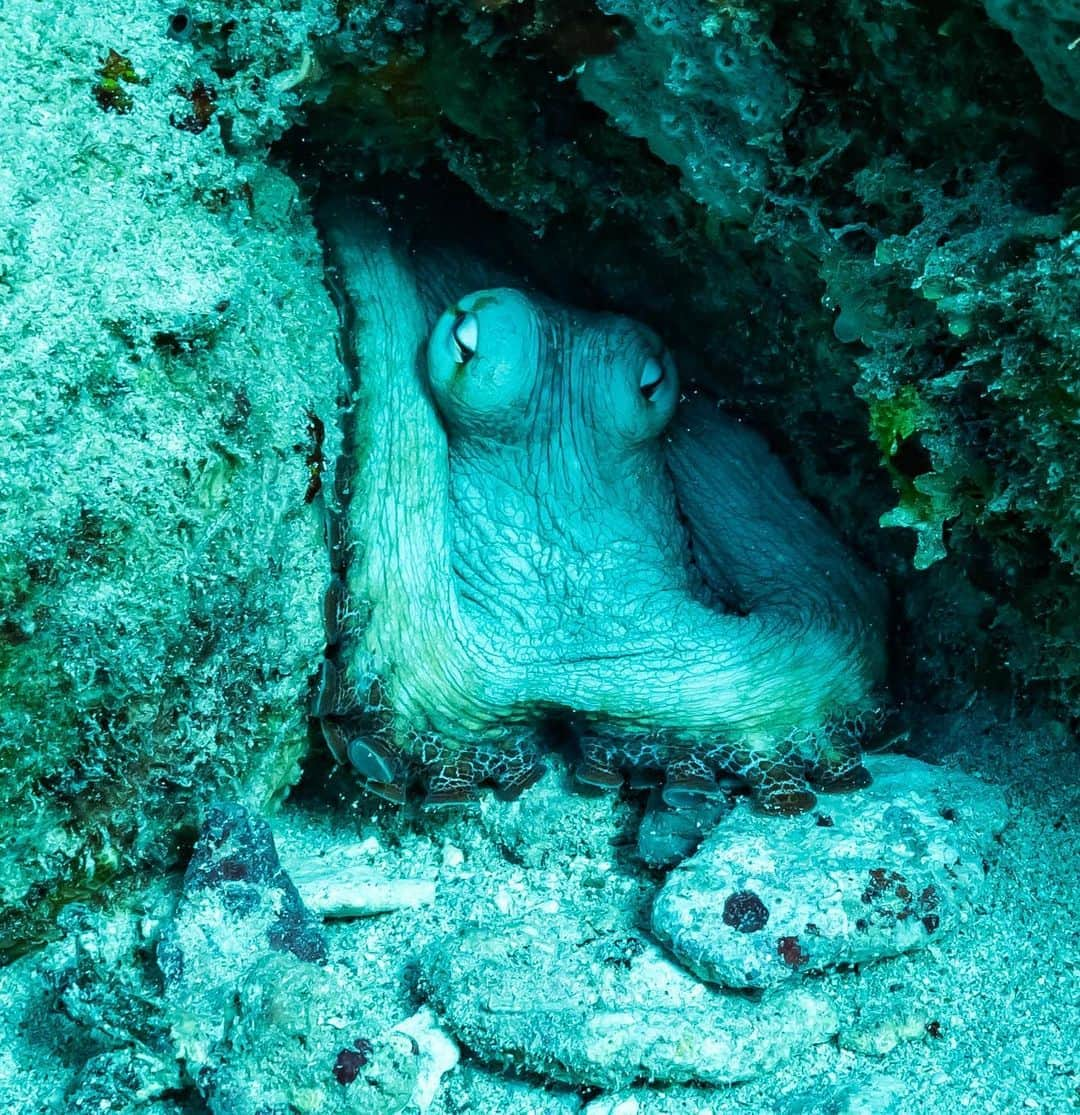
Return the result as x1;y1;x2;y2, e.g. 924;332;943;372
315;197;887;815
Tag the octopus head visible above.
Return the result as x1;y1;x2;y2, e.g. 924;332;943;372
427;288;679;455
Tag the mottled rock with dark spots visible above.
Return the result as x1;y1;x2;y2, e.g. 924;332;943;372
208;954;418;1115
158;803;418;1115
158;803;327;1070
160;801;326;979
652;755;1008;989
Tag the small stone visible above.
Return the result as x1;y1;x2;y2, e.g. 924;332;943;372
585;1088;726;1115
156;804;418;1114
781;1075;907;1114
839;995;933;1056
652;756;1008;988
393;1007;460;1112
277;835;437;918
290;863;436;918
158;802;327;1006
637;792;728;868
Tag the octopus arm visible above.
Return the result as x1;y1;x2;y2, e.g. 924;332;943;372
548;393;886;737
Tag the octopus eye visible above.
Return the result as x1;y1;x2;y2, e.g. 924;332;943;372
639;356;665;400
451;311;478;363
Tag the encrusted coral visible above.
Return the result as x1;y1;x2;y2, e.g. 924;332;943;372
0;0;345;953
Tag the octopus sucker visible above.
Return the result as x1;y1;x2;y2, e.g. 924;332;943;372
660;754;720;809
313;192;888;814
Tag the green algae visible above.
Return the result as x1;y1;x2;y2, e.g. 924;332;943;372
93;48;145;114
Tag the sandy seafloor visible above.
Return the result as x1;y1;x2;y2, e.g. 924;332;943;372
270;701;1078;1115
0;701;1074;1114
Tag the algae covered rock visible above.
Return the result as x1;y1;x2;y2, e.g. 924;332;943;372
577;0;794;223
159;803;419;1115
0;0;345;952
0;898;181;1112
652;755;1009;989
417;909;838;1088
983;0;1080;120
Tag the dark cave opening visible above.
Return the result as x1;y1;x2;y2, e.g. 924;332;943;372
268;0;1080;764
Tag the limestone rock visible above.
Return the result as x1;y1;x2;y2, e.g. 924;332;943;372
0;0;345;955
159;803;418;1115
780;1074;909;1115
418;911;837;1089
652;755;1008;989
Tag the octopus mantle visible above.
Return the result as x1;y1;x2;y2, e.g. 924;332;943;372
313;196;887;815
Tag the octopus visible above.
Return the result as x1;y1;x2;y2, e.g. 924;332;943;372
312;195;888;816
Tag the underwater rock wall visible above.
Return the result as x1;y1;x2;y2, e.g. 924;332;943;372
0;0;349;950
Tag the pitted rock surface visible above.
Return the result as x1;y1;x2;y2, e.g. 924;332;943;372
158;802;418;1115
651;754;1009;989
417;910;837;1088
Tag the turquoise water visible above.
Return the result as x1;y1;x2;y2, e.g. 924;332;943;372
0;1;1076;1111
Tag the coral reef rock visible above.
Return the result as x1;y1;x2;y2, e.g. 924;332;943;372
159;803;419;1115
0;0;344;954
417;910;837;1088
652;755;1009;989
